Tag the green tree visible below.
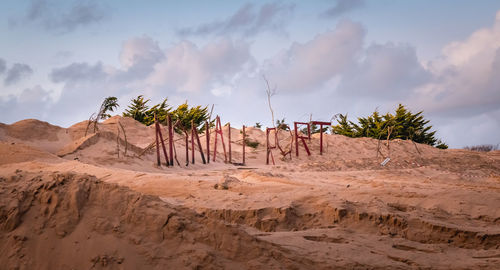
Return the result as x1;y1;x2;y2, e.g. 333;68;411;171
332;104;446;148
276;118;289;130
122;96;210;132
170;102;210;133
85;96;120;136
97;96;119;120
143;98;171;126
123;95;150;123
300;123;327;136
331;114;357;137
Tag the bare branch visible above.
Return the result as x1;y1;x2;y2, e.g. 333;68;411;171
262;74;276;128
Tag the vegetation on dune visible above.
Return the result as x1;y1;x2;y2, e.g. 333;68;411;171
464;144;498;152
276;118;289;131
96;97;451;150
122;95;210;132
244;138;260;148
169;102;210;133
300;123;328;136
85;96;120;135
122;95;171;125
332;104;448;149
98;97;119;120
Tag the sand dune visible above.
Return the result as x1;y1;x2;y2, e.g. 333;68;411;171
0;116;499;269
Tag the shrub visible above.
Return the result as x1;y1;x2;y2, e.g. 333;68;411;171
245;139;260;148
300;123;328;136
435;140;448;149
98;97;119;120
123;95;151;124
170;102;210;134
332;104;446;148
464;144;498;152
123;96;210;133
276;118;289;131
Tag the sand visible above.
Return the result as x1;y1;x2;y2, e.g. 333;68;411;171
0;116;499;269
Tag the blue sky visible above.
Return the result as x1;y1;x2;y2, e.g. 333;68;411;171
1;0;500;148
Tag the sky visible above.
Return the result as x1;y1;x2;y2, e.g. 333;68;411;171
1;0;500;148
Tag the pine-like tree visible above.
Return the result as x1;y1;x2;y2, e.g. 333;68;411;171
122;95;150;123
143;98;171;126
332;104;447;148
170;103;210;133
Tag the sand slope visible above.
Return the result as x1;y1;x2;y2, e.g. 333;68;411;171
1;116;499;269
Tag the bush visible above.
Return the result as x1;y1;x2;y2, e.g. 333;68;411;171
276;118;289;131
435;140;449;149
332;104;446;148
464;144;498;152
170;103;210;134
123;95;210;133
245;139;260;148
300;123;328;136
98;97;119;120
123;95;151;124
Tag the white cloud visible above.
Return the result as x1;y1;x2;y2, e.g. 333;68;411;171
11;0;108;34
339;42;430;99
411;10;500;117
210;85;233;97
0;85;53;123
262;20;364;93
321;0;364;19
178;2;294;37
4;63;34;85
119;36;163;70
147;39;253;93
434;109;500;147
50;62;107;83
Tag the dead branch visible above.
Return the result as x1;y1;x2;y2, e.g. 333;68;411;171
208;104;214;122
118;121;128;156
116;125;120;158
408;128;421;155
262;74;293;159
85;113;97;137
386;126;393;158
170;120;182;166
262;74;277;128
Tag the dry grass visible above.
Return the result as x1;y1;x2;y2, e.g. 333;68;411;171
463;144;499;152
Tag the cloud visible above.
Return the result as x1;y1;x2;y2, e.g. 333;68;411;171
410;10;500;117
321;0;364;18
48;61;124;125
178;2;294;37
146;38;254;93
262;20;364;93
0;58;6;74
50;62;107;84
42;37;255;125
0;85;53;123
13;0;107;33
4;63;34;85
338;42;431;99
118;36;164;79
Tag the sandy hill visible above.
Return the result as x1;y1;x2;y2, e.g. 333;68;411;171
0;170;319;269
0;116;499;269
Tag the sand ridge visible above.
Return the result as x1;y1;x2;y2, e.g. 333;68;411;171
0;116;499;269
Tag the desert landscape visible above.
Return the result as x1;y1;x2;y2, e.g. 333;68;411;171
0;116;499;269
